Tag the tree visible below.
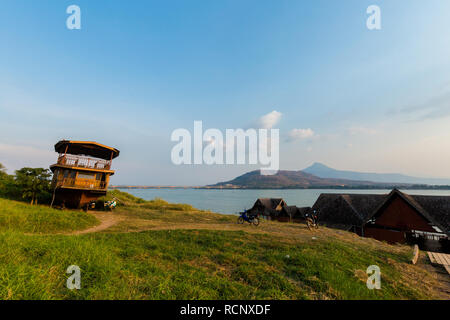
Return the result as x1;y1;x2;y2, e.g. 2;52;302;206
0;164;5;194
0;163;16;198
14;168;52;205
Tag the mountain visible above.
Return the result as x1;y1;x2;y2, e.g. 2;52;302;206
303;162;450;186
210;170;405;189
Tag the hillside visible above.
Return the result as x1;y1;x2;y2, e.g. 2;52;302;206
303;162;450;186
211;170;403;189
0;190;448;300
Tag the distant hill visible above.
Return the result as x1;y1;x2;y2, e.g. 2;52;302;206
303;162;450;186
210;170;407;189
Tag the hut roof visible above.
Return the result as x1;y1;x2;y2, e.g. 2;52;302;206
54;140;120;160
368;189;450;236
313;189;450;236
341;194;387;222
410;195;450;235
283;206;311;218
246;198;286;216
298;207;312;216
312;193;386;230
281;206;299;216
256;198;285;210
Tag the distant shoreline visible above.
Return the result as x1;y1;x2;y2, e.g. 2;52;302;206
111;185;450;190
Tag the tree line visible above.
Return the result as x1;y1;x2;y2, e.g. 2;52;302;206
0;163;52;205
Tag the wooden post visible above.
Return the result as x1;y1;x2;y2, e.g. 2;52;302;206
109;151;113;169
411;244;419;265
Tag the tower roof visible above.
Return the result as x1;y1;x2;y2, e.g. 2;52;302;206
54;140;120;160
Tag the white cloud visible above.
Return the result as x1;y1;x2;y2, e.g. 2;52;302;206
287;128;315;141
257;110;282;129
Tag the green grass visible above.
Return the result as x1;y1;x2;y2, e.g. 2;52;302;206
100;189;148;206
0;230;429;300
0;194;446;300
105;189;232;227
0;198;99;234
103;189;196;211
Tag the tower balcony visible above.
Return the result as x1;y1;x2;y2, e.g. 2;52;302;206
56;154;112;171
54;177;108;191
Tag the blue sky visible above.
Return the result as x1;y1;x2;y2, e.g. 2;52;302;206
1;0;450;185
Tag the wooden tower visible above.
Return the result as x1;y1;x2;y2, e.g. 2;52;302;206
50;140;120;209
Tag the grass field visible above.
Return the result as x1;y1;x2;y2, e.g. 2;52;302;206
0;198;99;234
0;190;448;300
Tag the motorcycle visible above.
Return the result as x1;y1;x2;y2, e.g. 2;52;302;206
104;198;118;211
305;210;319;230
237;210;260;226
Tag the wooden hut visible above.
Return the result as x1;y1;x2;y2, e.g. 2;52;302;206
312;193;385;233
312;189;450;249
49;140;120;209
247;198;287;219
364;189;450;244
280;206;311;223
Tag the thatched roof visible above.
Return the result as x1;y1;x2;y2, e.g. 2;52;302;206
280;205;310;218
246;198;287;216
256;198;285;210
298;207;311;216
312;193;386;230
367;189;450;236
313;189;450;236
282;206;299;216
410;195;450;235
341;194;387;222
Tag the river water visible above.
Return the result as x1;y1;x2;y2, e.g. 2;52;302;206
118;188;450;215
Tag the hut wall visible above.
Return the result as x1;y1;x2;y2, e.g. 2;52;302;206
272;216;291;223
364;227;406;243
375;196;435;233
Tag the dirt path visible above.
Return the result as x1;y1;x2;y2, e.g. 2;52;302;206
108;218;325;242
70;212;123;235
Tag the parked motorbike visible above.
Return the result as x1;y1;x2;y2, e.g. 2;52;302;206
237;210;260;226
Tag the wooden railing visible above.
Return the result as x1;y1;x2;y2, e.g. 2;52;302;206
55;178;107;190
57;155;111;170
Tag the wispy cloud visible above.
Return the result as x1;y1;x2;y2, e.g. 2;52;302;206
257;110;282;129
395;88;450;121
286;128;316;142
